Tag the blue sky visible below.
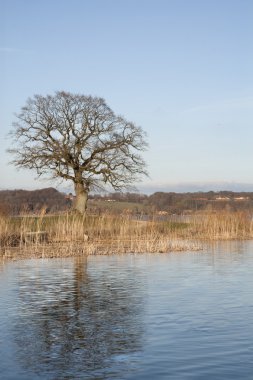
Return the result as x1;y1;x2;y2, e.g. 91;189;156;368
1;0;253;193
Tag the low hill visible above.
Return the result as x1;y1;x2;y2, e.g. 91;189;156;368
90;191;253;214
1;188;253;216
0;187;71;215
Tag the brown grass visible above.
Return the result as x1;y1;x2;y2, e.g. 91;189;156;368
1;211;252;259
189;211;253;240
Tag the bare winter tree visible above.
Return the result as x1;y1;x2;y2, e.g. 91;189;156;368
8;91;148;214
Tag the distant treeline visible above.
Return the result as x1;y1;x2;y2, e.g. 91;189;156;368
0;188;71;215
91;191;253;214
1;188;253;215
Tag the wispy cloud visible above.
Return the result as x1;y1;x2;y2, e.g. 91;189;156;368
137;181;253;194
0;47;31;53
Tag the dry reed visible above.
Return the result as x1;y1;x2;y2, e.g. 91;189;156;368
1;211;252;259
189;211;253;240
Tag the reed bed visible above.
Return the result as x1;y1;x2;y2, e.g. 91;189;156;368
189;211;253;240
0;211;252;259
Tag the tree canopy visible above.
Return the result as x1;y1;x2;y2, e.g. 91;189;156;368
9;91;148;213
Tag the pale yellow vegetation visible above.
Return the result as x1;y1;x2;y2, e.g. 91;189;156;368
1;211;252;259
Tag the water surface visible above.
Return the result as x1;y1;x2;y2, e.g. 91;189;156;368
1;241;253;379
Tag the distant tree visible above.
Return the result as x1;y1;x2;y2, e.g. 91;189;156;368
0;202;10;216
8;91;148;214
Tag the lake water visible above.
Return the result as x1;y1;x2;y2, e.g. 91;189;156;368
1;241;253;379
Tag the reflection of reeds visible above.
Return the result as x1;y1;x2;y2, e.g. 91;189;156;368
1;211;252;259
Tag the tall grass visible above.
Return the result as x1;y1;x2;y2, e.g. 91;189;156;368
190;211;253;240
1;211;252;258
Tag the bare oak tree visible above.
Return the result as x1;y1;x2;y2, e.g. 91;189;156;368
8;91;148;214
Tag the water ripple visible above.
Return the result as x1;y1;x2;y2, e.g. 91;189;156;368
1;241;253;379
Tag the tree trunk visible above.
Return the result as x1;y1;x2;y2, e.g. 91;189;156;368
74;183;88;214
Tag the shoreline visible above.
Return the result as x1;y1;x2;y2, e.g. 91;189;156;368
1;211;253;261
2;236;253;260
1;239;203;260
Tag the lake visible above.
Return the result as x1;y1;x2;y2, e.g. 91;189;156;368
0;241;253;379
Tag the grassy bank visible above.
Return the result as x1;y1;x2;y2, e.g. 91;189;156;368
0;211;252;259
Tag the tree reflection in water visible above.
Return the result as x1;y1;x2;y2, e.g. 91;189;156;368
14;257;145;379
